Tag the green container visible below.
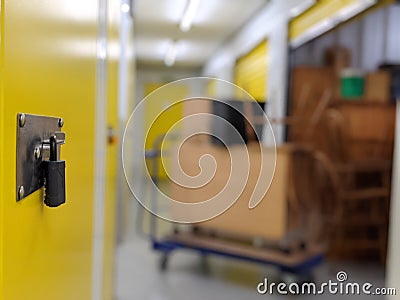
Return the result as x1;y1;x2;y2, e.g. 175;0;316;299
340;69;365;99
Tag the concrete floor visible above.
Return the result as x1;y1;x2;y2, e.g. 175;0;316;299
116;230;387;300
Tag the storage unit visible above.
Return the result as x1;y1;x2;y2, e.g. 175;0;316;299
288;0;387;47
144;83;187;179
0;0;131;298
234;40;268;102
287;0;398;263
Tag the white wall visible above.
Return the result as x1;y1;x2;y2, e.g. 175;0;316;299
267;17;289;145
203;0;308;145
116;0;136;243
337;20;362;67
386;5;400;63
387;103;400;299
361;7;386;71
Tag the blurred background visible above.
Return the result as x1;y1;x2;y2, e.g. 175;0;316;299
1;0;399;299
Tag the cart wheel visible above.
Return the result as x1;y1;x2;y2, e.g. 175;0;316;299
280;272;298;285
159;253;169;272
253;237;265;248
300;272;315;284
279;271;315;289
199;254;209;274
299;241;307;250
280;246;292;255
173;226;180;235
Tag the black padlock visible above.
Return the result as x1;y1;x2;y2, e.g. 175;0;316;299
44;135;66;207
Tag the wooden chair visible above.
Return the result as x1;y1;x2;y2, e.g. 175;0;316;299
311;109;392;263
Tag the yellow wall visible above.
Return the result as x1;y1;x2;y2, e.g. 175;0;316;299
234;40;268;102
0;0;124;299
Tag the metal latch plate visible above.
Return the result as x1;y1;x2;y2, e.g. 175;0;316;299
16;113;64;201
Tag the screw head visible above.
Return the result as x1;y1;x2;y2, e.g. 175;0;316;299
34;146;41;160
58;118;64;128
19;114;26;127
18;186;25;200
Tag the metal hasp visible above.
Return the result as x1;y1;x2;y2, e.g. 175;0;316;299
16;113;66;202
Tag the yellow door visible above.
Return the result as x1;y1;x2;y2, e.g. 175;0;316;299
288;0;394;44
144;83;187;179
0;0;119;299
234;40;269;102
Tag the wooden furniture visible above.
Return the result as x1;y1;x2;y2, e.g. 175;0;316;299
330;100;396;160
364;71;391;103
289;66;396;263
289;67;335;142
313;108;393;263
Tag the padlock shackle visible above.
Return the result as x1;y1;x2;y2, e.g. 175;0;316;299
49;135;57;161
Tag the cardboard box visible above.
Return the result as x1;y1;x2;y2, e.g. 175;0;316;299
364;71;391;103
324;46;351;75
169;142;292;241
289;67;335;141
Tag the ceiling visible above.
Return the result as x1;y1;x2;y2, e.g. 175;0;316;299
133;0;269;68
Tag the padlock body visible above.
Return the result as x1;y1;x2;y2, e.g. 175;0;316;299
44;160;66;207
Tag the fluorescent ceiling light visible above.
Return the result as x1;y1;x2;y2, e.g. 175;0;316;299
121;3;130;14
289;0;316;18
164;41;179;66
180;0;200;32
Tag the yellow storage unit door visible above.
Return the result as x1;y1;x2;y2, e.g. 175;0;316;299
144;83;187;180
206;77;217;98
288;0;396;42
0;0;120;299
289;0;357;41
234;40;268;102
